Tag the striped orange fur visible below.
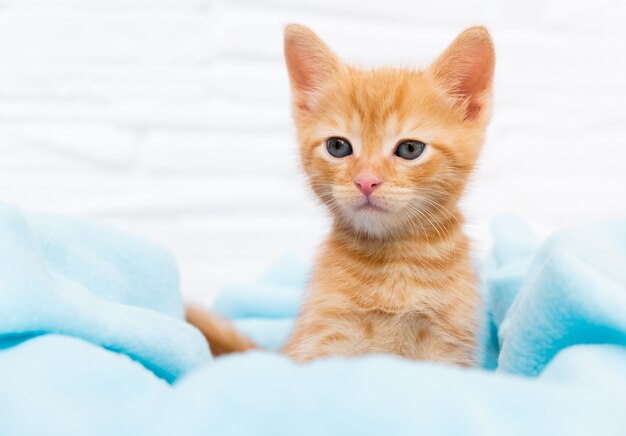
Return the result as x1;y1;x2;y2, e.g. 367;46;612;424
188;24;495;367
186;305;256;356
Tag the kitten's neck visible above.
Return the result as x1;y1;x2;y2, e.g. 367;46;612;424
330;204;465;256
316;204;473;313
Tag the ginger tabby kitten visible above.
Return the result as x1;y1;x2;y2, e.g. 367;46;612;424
187;24;495;367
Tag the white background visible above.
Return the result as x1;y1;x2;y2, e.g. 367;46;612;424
1;0;625;303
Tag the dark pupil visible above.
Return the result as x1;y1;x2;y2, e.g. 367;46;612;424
327;137;352;158
396;140;425;160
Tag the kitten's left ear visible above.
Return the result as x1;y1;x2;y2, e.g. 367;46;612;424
284;24;342;114
426;26;495;121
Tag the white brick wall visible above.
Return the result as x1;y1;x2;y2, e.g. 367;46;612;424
1;0;625;303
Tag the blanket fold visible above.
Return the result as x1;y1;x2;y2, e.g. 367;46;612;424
0;204;209;382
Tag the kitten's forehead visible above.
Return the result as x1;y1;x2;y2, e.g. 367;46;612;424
348;69;415;124
332;68;446;142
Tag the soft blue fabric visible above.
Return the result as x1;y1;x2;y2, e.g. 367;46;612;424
0;203;210;382
1;204;626;435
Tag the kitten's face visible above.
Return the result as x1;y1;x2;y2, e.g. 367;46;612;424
285;25;495;237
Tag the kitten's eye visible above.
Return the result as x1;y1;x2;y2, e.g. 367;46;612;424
395;140;426;160
326;137;353;158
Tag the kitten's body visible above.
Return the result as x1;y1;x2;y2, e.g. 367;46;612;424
187;25;494;367
284;212;479;365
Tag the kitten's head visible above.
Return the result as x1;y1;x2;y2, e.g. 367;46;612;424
284;25;495;238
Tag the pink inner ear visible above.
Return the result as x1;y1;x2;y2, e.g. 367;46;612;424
286;47;326;111
430;28;495;120
288;48;324;93
284;25;339;113
458;44;494;119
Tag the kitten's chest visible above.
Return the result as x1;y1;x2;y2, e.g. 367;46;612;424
362;311;439;358
314;259;444;312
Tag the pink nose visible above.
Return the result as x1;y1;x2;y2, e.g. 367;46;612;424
354;174;382;197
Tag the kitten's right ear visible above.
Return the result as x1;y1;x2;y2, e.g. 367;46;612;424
426;26;495;121
284;24;341;113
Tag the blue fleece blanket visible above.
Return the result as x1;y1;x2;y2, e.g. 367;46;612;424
1;204;625;435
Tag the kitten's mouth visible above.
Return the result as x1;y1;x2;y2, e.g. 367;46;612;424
356;198;388;212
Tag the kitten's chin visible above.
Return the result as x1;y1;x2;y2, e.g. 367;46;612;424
330;193;403;238
338;204;399;239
